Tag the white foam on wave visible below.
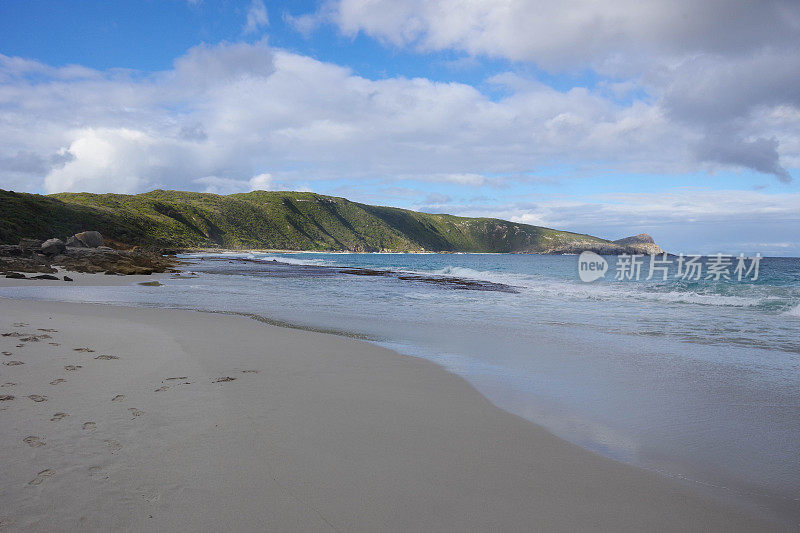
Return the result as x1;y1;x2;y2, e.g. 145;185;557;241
422;265;769;309
429;266;762;305
782;304;800;318
193;254;782;310
187;252;337;267
428;265;518;284
253;254;336;266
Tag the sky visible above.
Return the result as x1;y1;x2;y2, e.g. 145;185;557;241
1;0;799;255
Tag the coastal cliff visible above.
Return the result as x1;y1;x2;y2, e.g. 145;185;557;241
0;189;661;254
544;233;664;255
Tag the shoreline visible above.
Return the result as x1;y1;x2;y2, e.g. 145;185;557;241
0;282;785;530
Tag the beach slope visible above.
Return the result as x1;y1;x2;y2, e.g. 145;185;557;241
0;298;776;531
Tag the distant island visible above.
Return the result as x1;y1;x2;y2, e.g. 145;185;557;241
0;189;662;255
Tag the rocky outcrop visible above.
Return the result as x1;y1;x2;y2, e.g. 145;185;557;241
41;238;66;256
612;234;664;255
0;241;181;276
55;247;179;275
544;233;665;255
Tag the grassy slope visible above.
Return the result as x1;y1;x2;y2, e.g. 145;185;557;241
0;189;609;252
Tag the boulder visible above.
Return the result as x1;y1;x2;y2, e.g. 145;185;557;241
40;238;66;256
31;274;60;280
65;235;86;248
74;231;104;248
5;272;26;279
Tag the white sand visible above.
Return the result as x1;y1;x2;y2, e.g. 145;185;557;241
0;295;781;531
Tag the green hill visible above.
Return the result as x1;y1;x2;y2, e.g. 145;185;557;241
0;189;612;252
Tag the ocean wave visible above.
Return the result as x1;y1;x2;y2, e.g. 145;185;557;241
428;265;515;284
191;254;796;312
252;254;335;266
783;304;800;318
420;265;777;309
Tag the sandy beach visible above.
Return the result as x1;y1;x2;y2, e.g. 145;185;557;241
0;283;783;531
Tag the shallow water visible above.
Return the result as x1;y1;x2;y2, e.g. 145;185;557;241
3;252;799;521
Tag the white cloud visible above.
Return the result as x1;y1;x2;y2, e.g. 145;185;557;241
193;173;273;195
324;0;800;69
44;128;170;194
301;0;800;182
0;38;796;198
243;0;269;35
249;172;272;190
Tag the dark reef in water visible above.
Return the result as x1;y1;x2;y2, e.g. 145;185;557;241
195;256;521;294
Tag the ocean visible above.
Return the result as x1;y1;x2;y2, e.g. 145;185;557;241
2;252;799;520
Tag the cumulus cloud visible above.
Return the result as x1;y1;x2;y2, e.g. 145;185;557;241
0;33;797;198
695;136;791;184
0;150;73;175
650;50;800;181
171;38;275;88
322;0;800;68
0;42;691;194
298;0;800;182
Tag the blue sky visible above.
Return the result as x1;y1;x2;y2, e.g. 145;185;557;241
1;0;799;255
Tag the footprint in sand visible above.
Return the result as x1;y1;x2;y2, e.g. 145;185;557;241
38;329;57;333
48;342;60;347
64;365;82;372
23;436;45;447
20;334;50;342
154;386;169;392
241;370;260;374
213;377;236;383
1;351;11;356
73;347;94;353
1;382;15;388
165;376;188;381
50;412;68;421
82;422;96;432
27;395;47;402
0;395;14;401
4;361;24;366
89;466;109;480
0;517;15;528
1;332;23;337
15;344;24;348
139;488;160;503
104;439;122;453
12;323;28;327
49;378;67;385
111;394;125;402
94;355;119;360
28;469;55;485
128;408;144;418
